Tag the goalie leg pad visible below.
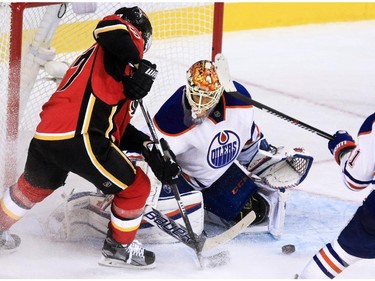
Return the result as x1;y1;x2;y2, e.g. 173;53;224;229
242;182;290;237
202;162;258;222
137;189;204;244
44;191;111;241
45;189;204;244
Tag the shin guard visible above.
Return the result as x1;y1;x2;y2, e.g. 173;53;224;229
109;167;151;244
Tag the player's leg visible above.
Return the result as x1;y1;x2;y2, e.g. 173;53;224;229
62;133;154;268
298;191;375;279
0;138;68;251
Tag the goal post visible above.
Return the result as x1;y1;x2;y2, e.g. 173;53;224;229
0;2;224;193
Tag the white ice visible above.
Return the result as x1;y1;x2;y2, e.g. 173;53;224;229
1;20;375;279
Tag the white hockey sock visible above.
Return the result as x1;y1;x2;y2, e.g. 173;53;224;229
299;240;360;279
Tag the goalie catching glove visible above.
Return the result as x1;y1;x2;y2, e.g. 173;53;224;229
123;59;158;100
246;146;313;189
142;138;181;184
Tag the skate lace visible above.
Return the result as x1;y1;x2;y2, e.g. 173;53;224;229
125;240;145;263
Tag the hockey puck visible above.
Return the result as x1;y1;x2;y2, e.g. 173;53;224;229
282;244;295;254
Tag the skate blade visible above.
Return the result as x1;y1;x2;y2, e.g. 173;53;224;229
98;256;156;270
199;250;230;268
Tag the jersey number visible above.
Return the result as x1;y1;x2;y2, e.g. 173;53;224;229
57;45;96;92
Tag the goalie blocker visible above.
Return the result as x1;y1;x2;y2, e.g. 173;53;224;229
44;146;312;242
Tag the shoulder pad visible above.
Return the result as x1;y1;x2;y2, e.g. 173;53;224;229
358;113;375;136
224;81;252;107
154;87;192;135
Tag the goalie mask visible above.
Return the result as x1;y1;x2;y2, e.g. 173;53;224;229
115;6;153;52
185;60;224;123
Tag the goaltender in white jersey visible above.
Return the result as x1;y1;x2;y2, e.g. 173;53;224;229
149;58;314;236
43;57;314;245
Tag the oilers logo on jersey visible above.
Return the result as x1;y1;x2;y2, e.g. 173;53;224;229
207;130;240;168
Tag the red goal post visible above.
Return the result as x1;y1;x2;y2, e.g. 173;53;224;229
0;2;224;192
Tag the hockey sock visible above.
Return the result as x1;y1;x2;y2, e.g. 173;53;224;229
299;240;360;279
109;167;150;244
0;174;54;231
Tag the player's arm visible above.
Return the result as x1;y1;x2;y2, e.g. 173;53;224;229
237;122;265;166
331;115;375;191
94;15;158;100
93;15;141;64
120;124;151;153
120;124;180;184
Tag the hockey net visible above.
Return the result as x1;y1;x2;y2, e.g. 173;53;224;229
0;2;223;194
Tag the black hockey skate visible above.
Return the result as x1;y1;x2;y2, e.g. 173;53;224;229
235;193;270;225
0;230;21;251
99;235;155;269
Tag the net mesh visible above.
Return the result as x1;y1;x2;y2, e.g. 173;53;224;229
0;2;217;192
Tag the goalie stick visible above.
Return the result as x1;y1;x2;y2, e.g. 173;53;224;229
143;204;256;266
214;53;334;141
139;99;256;267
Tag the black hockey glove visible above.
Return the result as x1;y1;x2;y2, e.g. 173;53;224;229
142;138;181;185
123;59;158;100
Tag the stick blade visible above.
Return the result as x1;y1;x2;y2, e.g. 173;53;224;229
201;210;256;252
214;53;236;92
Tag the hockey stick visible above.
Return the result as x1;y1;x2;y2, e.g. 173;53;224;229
214;53;334;140
138;99;255;267
143;205;256;253
138;99;205;266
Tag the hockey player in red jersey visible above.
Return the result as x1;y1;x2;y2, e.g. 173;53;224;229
298;113;375;278
0;6;180;269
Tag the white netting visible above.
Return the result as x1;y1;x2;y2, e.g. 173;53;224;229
0;2;217;192
0;3;11;194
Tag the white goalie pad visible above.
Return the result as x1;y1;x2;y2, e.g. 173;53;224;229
42;191;110;241
137;190;204;244
204;181;290;238
247;147;313;189
43;189;204;244
242;182;291;238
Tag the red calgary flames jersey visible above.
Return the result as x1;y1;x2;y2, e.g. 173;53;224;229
35;15;144;146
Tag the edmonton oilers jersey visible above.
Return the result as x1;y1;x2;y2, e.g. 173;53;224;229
154;81;262;190
341;112;375;191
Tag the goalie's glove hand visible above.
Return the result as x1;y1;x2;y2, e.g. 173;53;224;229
123;59;158;100
328;130;356;165
142;138;181;184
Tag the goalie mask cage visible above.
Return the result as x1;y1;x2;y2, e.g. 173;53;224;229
0;2;224;193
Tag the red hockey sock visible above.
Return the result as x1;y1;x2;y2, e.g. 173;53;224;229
0;174;54;231
109;167;150;244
